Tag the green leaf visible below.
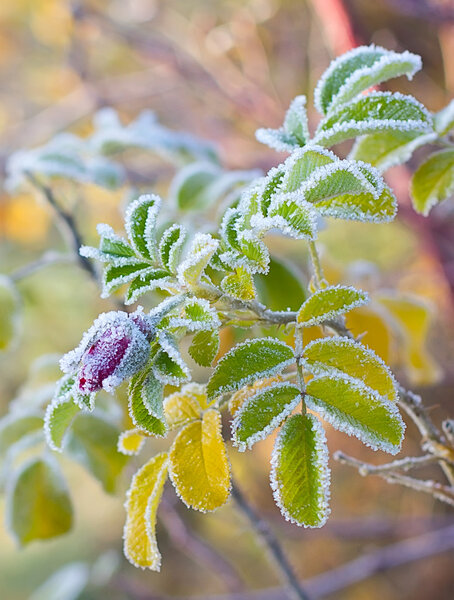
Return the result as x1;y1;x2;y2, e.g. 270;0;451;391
123;452;168;571
125;194;161;260
177;233;219;287
169;409;231;512
159;224;187;273
171;162;220;211
297;285;368;326
232;382;301;451
314;45;421;114
0;411;43;455
255;257;306;311
129;369;166;436
153;331;190;385
189;329;220;367
65;413;128;494
125;269;171;305
351;130;436;171
314;92;432;148
256;96;309;151
270;413;330;527
265;198;318;239
434;99;454;136
207;337;294;401
0;276;20;351
303;336;398;403
221;268;256;301
306;374;405;453
314;185;397;223
98;225;136;259
102;262;153;297
44;397;80;452
7;456;73;545
171;297;220;331
281;146;337;193
411;149;454;215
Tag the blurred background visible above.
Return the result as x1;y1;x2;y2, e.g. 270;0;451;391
0;0;454;599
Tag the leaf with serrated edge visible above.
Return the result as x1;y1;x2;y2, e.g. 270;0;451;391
125;269;172;305
164;387;202;430
270;413;330;527
229;376;283;415
159;224;186;273
123;452;168;570
256;95;309;151
221;268;256;301
306;373;405;453
170;297;220;332
44;397;80;452
189;329;220;367
434;99;454;136
129;370;166;436
232;382;301;451
314;185;397;223
314;92;433;148
6;455;73;545
297;285;368;327
177;233;219;287
303;336;398;403
411;149;454;216
280;145;338;193
118;429;145;456
169;409;230;512
153;331;190;386
125;194;161;260
207;337;294;401
314;45;421;114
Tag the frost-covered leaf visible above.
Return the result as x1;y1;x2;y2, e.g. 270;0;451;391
65;413;127;493
314;45;421;114
306;374;405;453
281;146;337;193
411;149;454;215
263;197;318;240
351;130;436;171
220;232;270;275
159;224;187;273
256;95;309;151
228;376;283;415
0;276;21;351
314;92;433;148
163;386;202;430
221;268;256;301
315;185;397;223
118;429;145;456
297;285;368;326
125;195;161;261
129;369;166;436
169;409;230;512
44;397;80;452
207;337;294;401
0;411;43;455
434;99;454;136
189;329;220;367
303;336;398;403
177;233;219;287
171;162;221;211
153;331;190;385
7;456;72;545
97;224;136;259
270;413;330;527
171;297;220;331
102;262;153;298
232;382;301;451
123;452;168;571
125;269;172;305
255;257;306;311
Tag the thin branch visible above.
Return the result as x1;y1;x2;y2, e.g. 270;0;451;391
230;480;311;600
334;451;445;475
9;251;74;282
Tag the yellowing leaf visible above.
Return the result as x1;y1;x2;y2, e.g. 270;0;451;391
123;452;168;571
345;304;394;363
229;376;283;416
297;285;368;327
163;385;203;430
221;267;255;301
118;429;145;456
169;409;230;512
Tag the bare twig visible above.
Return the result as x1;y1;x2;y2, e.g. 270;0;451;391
334;451;445;475
231;480;311;600
9;251;74;282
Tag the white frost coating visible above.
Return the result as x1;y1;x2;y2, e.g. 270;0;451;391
280;144;339;190
314;91;433;147
256;96;309;152
176;233;219;287
148;295;186;324
153;330;190;386
102;264;155;299
255;127;296;153
270;413;331;527
158;224;187;273
231;381;301;452
306;372;405;454
314;44;422;114
302;335;398;402
124;273;174;306
43;396;77;452
60;310;151;394
124;194;162;260
219;229;270;275
117;429;146;456
169;297;220;332
297;284;369;327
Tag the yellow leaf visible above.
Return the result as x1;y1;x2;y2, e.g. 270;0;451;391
229;376;283;416
377;294;441;385
169;409;231;512
346;304;394;363
163;383;206;430
123;452;168;571
118;429;145;456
